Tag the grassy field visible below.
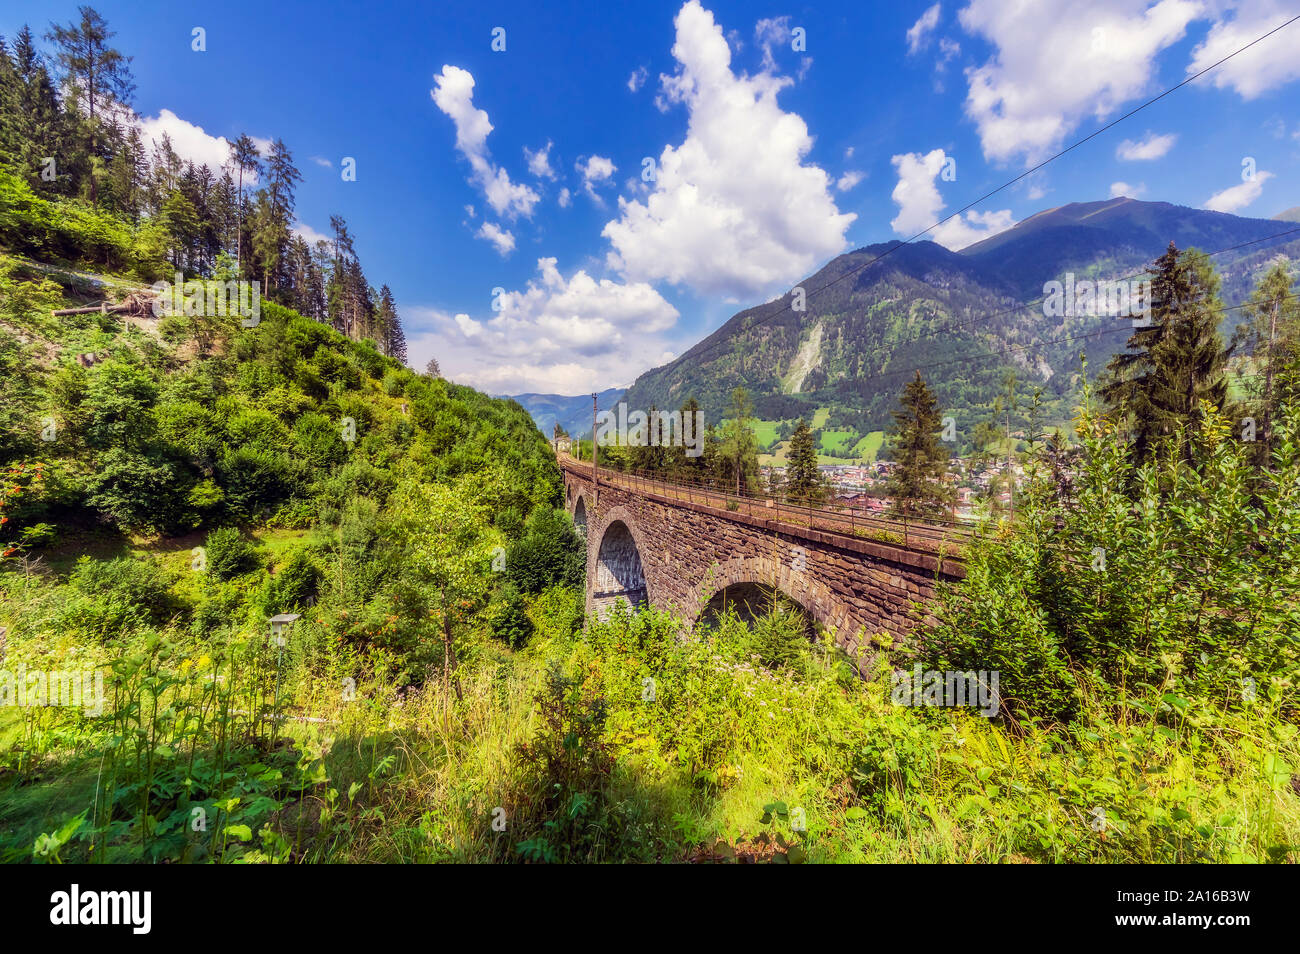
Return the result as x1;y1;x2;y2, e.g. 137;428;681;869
760;427;886;466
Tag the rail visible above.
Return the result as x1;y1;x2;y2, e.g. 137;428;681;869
557;451;974;558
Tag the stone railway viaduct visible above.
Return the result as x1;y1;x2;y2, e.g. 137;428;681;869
559;455;966;672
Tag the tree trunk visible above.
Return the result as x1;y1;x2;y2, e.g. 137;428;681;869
1264;299;1279;462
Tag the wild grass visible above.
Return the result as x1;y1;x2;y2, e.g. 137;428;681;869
2;579;1292;864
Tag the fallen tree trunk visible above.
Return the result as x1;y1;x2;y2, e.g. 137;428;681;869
52;293;158;318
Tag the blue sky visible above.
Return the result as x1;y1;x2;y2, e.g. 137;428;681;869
4;0;1299;394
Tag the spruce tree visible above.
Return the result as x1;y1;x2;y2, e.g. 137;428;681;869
674;396;703;481
1101;243;1229;464
229;135;261;275
785;418;826;504
46;6;135;204
885;371;954;519
1242;262;1299;461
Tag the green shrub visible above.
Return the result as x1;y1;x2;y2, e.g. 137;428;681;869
85;447;188;533
203;527;258;580
218;446;300;518
494;506;525;541
191;580;250;636
256;549;320;616
69;556;178;626
488;582;534;648
918;404;1300;724
291;412;348;468
506;507;584;594
18;522;56;549
737;603;813;670
530;586;584;642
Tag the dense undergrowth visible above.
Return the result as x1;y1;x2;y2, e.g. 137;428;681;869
1;585;1295;863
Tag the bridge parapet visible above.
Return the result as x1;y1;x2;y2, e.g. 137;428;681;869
561;456;966;672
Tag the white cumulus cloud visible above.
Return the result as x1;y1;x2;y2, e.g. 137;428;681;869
1188;1;1300;100
136;109;269;182
477;222;516;255
602;0;855;299
907;4;942;54
431;65;540;219
889;148;1016;250
292;221;332;246
1116;131;1178;160
1109;181;1147;198
403;257;680;394
576;155;617;199
957;0;1201;166
524;141;556;179
1205;170;1274;213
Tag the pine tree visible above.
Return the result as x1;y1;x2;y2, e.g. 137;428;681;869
765;464;785;499
1101;243;1229;465
2;27;80;194
632;404;667;475
784;418;826;504
1242;262;1299;461
672;396;704;481
228;134;261;275
377;285;406;361
251;139;301;295
885;371;954;519
46;6;134;205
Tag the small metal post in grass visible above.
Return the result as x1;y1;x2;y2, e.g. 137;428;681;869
269;613;300;740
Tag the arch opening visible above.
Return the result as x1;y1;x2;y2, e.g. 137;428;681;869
572;496;587;539
592;519;647;618
699;582;817;636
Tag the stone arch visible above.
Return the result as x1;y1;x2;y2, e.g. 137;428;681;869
588;505;653;618
571;494;588;538
685;555;854;639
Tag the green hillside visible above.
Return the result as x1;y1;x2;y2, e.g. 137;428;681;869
623;200;1300;451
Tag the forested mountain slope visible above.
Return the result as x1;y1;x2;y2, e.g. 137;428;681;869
623;198;1300;442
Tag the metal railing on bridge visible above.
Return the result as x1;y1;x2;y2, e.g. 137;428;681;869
558;452;975;558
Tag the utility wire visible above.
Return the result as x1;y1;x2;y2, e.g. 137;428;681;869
668;14;1300;372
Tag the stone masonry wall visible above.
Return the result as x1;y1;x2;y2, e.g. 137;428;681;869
562;463;964;672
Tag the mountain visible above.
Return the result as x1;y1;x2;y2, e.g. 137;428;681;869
962;198;1294;298
623;198;1300;454
1275;207;1300;224
508;387;624;439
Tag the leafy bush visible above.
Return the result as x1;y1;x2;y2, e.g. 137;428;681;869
488;582;534;648
917;403;1300;724
735;602;813;670
493;506;524;541
217;446;301;518
85;448;188;533
505;506;584;594
85;362;159;450
509;666;619;863
291;412;347;468
18;522;56;549
69;556;178;626
530;586;584;642
203;527;258;580
256;550;320;616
